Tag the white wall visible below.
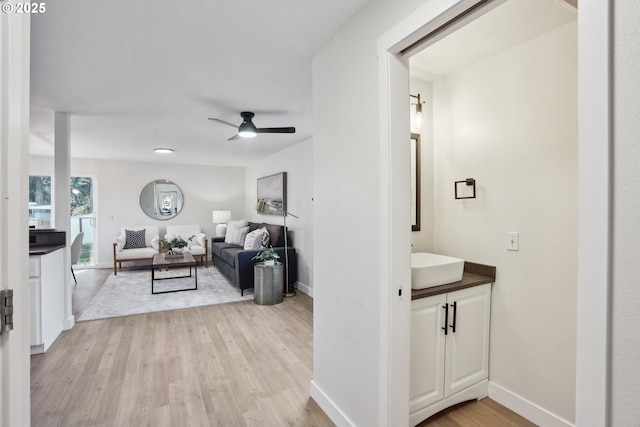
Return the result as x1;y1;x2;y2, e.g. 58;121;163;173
0;8;32;427
311;1;430;425
409;78;435;252
432;21;577;423
612;1;640;424
29;156;245;268
244;139;314;295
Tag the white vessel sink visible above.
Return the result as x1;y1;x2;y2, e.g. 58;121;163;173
411;252;464;290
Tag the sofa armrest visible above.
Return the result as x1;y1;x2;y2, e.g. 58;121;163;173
235;249;262;287
114;235;126;252
235;247;298;288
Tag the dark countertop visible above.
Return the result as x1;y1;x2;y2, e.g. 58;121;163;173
411;261;496;300
29;245;65;256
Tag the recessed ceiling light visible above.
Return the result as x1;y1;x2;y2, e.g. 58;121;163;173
154;148;173;154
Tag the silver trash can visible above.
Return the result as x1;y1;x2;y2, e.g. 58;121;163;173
254;263;284;305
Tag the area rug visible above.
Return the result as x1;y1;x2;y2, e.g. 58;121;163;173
77;267;252;321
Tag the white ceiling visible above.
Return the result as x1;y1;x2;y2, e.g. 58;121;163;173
29;0;373;167
410;0;577;80
31;0;577;168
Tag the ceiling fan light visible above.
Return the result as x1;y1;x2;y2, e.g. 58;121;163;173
238;129;257;138
238;120;257;138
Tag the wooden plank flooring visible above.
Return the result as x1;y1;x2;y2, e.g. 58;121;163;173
32;268;537;427
71;268;111;317
417;398;538;427
33;269;332;427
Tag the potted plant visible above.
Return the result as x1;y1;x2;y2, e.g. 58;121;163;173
252;246;281;266
160;234;194;255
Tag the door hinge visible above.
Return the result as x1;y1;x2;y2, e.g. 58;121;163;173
0;289;14;334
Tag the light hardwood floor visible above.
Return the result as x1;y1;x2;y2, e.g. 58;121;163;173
71;268;111;317
417;399;537;427
32;268;536;427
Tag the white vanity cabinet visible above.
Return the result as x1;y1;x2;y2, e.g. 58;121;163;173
410;283;491;426
29;248;65;354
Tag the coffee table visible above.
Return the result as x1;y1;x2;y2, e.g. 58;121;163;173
151;252;197;294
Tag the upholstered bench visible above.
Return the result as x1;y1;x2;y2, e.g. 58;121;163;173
113;225;160;275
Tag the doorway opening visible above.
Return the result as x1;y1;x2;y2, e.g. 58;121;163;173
405;1;578;425
376;0;603;425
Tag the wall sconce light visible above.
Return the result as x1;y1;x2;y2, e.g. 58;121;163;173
410;93;425;128
455;178;476;199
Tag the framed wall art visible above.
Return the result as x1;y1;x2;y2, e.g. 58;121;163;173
256;172;287;215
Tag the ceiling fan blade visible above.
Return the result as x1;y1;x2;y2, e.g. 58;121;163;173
227;134;240;141
208;118;238;129
255;127;296;134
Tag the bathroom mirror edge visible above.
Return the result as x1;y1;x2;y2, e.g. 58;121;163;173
411;132;421;232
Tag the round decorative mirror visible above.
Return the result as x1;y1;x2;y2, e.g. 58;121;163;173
139;180;184;220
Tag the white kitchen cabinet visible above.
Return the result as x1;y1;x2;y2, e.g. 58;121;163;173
29;248;65;354
410;283;491;426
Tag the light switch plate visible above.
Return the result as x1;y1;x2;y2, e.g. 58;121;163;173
507;232;519;251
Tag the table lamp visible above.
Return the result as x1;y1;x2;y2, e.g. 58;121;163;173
212;210;232;237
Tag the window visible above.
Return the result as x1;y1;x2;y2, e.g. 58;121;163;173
29;175;52;227
29;175;95;266
70;176;94;265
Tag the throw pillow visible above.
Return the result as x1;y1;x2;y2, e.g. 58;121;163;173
258;229;270;249
194;232;206;247
228;219;248;228
225;224;249;245
123;229;146;249
243;227;270;250
261;223;284;247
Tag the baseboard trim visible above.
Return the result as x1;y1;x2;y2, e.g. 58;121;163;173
488;382;574;427
310;380;355;427
63;315;75;330
296;281;313;297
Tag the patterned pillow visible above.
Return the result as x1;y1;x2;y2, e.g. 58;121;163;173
243;227;270;250
258;230;270;249
123;229;146;249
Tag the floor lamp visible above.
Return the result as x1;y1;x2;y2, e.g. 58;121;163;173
255;199;298;297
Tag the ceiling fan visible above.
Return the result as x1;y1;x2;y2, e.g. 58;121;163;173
208;111;296;141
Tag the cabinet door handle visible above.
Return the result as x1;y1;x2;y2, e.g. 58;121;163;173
442;303;449;335
450;301;457;333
